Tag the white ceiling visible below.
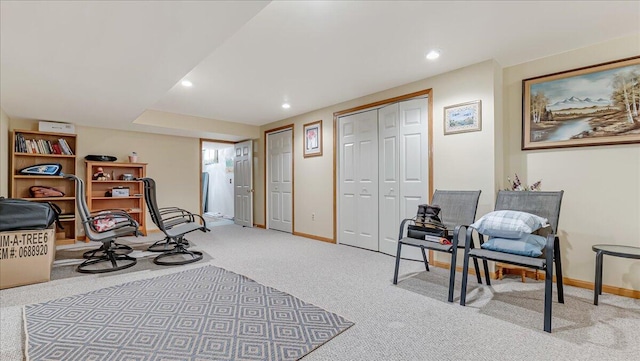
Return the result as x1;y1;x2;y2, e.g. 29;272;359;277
2;1;639;137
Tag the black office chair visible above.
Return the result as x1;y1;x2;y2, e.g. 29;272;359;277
393;190;483;302
139;177;209;265
64;174;140;273
459;190;564;333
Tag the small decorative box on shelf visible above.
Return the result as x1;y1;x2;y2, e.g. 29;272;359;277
111;187;130;197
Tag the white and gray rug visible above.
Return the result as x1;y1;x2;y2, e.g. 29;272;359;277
24;265;353;361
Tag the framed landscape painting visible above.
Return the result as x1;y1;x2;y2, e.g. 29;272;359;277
522;56;640;150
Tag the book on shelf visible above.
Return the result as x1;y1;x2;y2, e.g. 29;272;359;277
58;214;75;220
58;138;73;155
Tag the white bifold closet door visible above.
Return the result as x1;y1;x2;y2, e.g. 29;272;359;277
339;98;428;257
339;109;379;251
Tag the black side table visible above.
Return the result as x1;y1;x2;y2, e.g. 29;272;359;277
592;244;640;305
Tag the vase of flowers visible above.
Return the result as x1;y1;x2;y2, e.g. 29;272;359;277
506;173;541;191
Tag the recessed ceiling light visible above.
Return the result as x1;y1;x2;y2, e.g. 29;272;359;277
181;80;193;87
282;103;291;109
425;49;441;60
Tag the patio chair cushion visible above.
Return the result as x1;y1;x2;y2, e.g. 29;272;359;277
481;233;546;257
471;210;547;239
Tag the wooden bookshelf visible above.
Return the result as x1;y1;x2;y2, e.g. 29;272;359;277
10;130;77;245
85;161;147;236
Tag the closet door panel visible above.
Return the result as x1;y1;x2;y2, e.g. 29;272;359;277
355;110;379;250
378;103;400;256
339;110;378;251
339;116;358;247
399;98;429;223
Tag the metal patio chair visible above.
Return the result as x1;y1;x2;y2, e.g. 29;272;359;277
393;190;483;302
140;177;209;265
459;190;564;333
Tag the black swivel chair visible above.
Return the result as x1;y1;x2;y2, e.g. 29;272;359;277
64;174;140;273
459;190;564;333
393;190;483;302
139;177;209;265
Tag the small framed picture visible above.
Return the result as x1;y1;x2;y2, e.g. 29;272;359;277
303;120;322;158
444;100;482;135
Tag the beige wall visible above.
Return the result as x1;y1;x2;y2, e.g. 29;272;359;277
504;34;640;291
9;118;200;234
0;108;9;197
257;60;501;241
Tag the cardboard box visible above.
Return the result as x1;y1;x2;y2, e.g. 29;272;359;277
38;121;75;134
0;228;56;290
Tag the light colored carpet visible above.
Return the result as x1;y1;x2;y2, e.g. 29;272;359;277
2;225;639;360
25;265;353;361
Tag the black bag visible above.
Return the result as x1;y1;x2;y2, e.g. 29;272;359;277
0;197;63;232
407;204;448;239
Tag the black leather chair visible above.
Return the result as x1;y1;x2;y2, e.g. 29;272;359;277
393;190;483;302
139;177;209;265
459;190;564;333
64;174;140;273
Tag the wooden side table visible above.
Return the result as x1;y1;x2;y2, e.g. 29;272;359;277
592;244;640;305
496;263;539;283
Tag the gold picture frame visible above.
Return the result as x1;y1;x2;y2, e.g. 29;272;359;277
522;56;640;150
303;120;322;158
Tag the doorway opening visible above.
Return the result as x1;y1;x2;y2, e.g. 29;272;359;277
201;140;235;227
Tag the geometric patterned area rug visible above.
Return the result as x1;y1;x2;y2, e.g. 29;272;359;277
24;265;354;361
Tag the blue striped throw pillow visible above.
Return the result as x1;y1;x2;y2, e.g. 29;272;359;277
471;210;548;239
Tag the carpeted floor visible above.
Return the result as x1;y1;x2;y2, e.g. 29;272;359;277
25;265;353;361
2;225;639;360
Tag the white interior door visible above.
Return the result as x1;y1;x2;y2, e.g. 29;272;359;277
234;140;253;227
378;103;400;255
267;129;293;233
378;100;428;258
399;98;429;225
339;109;378;251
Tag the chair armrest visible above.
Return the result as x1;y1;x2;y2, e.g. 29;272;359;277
397;218;415;240
451;224;470;250
157;208;196;223
463;226;487;250
85;210;138;233
156;208;209;230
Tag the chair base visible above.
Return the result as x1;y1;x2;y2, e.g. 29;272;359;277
153;244;202;266
147;237;190;252
82;242;133;259
77;252;137;274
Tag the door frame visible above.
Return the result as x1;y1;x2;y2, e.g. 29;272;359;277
333;89;434;244
263;124;295;233
199;138;237;216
